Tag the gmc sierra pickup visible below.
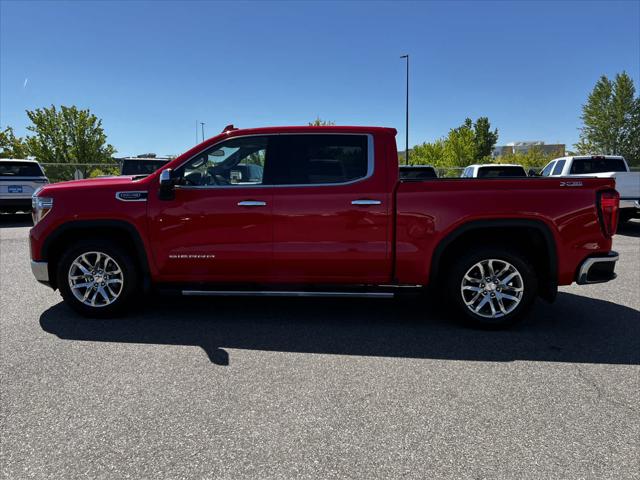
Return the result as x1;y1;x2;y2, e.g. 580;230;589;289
29;125;620;327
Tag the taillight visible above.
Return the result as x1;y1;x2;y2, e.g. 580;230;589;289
598;190;619;237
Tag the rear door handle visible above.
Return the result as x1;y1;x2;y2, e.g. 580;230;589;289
351;199;382;206
237;200;267;207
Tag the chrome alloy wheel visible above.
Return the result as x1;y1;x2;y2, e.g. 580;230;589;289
460;259;524;319
68;252;124;307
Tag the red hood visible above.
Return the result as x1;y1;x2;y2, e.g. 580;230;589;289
37;175;150;194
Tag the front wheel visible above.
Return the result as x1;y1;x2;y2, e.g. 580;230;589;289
57;240;139;317
447;248;538;328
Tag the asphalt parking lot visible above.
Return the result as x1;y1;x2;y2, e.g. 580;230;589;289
1;216;639;480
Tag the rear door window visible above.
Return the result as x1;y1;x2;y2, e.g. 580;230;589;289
570;158;627;174
0;161;44;177
267;134;368;185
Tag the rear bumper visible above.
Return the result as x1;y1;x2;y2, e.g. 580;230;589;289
576;251;618;285
0;198;31;210
31;260;51;287
619;199;640;214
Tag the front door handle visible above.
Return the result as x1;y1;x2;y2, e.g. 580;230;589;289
237;200;267;207
351;199;382;206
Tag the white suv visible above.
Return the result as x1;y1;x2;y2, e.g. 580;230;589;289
0;159;49;214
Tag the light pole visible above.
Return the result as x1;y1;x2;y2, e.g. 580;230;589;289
200;122;206;142
400;54;409;165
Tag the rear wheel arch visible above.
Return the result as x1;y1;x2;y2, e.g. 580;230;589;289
430;219;558;301
42;220;151;291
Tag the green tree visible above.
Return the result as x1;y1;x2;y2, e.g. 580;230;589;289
308;117;335;126
496;146;561;170
576;72;640;165
472;117;499;160
25;105;116;164
410;139;446;166
0;127;29;158
443;121;476;167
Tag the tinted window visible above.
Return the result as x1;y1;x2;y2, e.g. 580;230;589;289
477;166;527;178
541;162;555;177
0;161;44;177
570;158;627;174
177;136;268;186
121;159;169;176
268;135;368;185
399;166;437;180
551;159;566;176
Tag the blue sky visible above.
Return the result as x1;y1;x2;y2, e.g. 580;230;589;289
1;0;639;157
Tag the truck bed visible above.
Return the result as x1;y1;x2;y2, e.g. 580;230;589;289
394;177;616;286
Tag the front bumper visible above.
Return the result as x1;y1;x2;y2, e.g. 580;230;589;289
576;251;618;285
31;260;50;286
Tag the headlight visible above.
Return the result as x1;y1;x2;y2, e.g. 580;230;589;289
32;191;53;225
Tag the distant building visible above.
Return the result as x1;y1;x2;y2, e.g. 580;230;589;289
492;141;565;158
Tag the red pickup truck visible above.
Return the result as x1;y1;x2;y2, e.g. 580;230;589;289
29;125;620;327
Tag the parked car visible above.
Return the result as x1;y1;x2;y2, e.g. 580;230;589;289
29;125;620;327
399;165;438;180
461;164;528;178
537;155;639;223
120;157;171;176
0;159;49;214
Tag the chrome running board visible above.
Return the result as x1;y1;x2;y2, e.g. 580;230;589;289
181;290;394;298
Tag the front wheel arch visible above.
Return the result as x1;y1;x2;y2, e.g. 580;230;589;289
42;220;151;292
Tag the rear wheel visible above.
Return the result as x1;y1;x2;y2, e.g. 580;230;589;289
57;240;139;317
447;248;537;328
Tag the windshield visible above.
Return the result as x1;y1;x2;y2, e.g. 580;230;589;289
570;158;627;174
0;161;44;177
477;166;527;178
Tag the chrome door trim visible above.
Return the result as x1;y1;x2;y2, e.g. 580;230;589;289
351;199;382;206
237;200;267;207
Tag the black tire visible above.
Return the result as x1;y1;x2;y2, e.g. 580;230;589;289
446;247;538;329
57;239;139;318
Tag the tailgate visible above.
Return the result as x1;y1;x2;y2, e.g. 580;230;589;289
0;178;46;198
613;172;640;199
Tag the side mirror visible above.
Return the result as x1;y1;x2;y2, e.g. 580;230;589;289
528;168;540;177
158;168;175;200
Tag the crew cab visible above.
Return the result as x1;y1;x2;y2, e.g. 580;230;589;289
29;126;620;327
0;159;49;213
538;155;639;222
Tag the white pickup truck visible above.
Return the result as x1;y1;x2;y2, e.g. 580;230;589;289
539;155;640;222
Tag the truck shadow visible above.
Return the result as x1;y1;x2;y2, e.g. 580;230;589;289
617;219;640;238
39;292;639;366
